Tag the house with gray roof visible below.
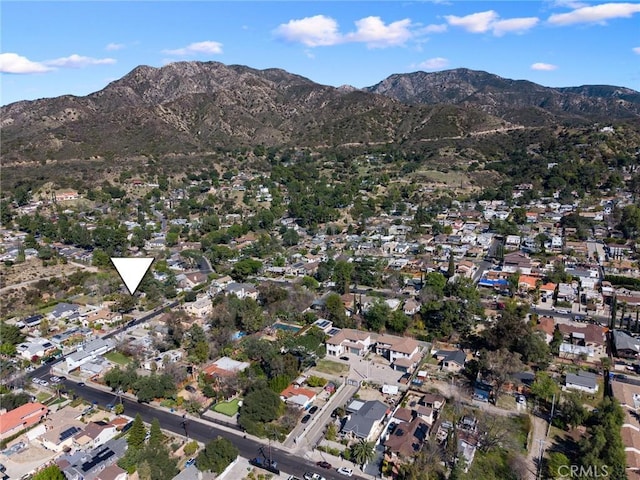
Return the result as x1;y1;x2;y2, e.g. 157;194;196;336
565;371;599;394
65;338;115;372
613;330;640;358
342;399;389;441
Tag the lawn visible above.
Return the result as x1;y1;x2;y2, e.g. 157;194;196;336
315;359;349;375
213;399;241;417
105;351;131;365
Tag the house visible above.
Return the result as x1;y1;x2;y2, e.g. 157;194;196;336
375;335;422;373
435;350;466;373
73;421;118;449
40;408;86;452
503;252;532;275
457;431;478;472
342;400;389;441
280;385;316;409
557;324;607;359
611;379;640;477
183;296;213;317
55;190;79;202
16;338;57;361
614;330;640;358
384;417;429;460
61;437;128;480
209;275;234;295
95;464;128;480
65;338;115;372
565;371;599;394
16;314;43;329
180;272;208;290
202;356;250;378
48;302;80;321
536;317;556;343
518;275;538;292
224;282;259;300
403;298;420;316
326;329;373;357
539;282;557;299
420;393;446;412
0;402;48;439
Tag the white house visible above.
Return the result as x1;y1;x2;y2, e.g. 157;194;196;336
565;371;599;394
326;329;373;357
65;338;115;372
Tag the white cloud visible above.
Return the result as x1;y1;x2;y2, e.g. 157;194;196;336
531;62;558;71
633;46;640;54
304;49;316;59
417;57;450;70
492;17;540;36
163;41;224;56
0;53;52;74
274;15;415;48
44;54;116;68
548;2;640;25
346;16;413;48
105;43;125;51
421;23;448;34
445;10;499;33
445;10;539;35
273;15;342;47
550;0;589;8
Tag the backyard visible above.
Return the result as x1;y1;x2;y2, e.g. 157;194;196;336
213;398;241;416
315;359;349;375
105;351;131;366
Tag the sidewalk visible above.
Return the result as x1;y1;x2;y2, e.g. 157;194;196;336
303;449;377;480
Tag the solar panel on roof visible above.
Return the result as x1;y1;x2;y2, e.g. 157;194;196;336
59;426;81;441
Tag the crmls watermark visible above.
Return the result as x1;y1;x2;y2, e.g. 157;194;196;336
556;465;610;478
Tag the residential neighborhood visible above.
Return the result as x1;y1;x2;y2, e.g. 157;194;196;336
1;124;640;480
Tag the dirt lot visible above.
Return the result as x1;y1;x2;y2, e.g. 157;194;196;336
0;258;91;291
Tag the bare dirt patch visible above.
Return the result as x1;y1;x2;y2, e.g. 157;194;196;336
0;258;87;290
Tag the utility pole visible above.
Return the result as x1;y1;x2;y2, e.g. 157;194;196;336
546;394;556;438
536;439;545;480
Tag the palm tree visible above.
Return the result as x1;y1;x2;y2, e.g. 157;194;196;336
350;439;376;467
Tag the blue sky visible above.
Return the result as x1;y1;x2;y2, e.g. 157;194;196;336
1;1;639;105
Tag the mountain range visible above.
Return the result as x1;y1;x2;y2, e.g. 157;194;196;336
2;61;639;162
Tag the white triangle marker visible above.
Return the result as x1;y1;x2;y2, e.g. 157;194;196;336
110;257;154;295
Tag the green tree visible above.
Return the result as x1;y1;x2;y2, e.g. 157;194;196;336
365;300;391;332
529;372;559;403
324;292;349;328
238;387;283;436
148;418;163;450
230;258;262;281
31;465;66;480
184;440;199;456
545;452;571;479
127;413;146;450
350;439;376;467
332;260;354;295
196;437;239;473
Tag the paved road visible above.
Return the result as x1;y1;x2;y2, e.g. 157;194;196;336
61;379;368;480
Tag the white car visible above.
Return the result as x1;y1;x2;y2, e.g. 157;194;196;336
337;467;353;477
40;380;49;387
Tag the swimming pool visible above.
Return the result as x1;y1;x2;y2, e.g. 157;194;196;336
272;322;302;333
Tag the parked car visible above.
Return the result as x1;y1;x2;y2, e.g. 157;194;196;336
77;382;85;387
337;467;353;477
316;461;332;469
40;380;49;386
516;395;526;405
106;403;115;411
308;406;318;414
339;356;349;361
185;458;196;467
301;414;311;424
185;385;196;393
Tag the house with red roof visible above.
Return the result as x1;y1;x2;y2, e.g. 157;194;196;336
0;402;48;440
280;385;316;409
